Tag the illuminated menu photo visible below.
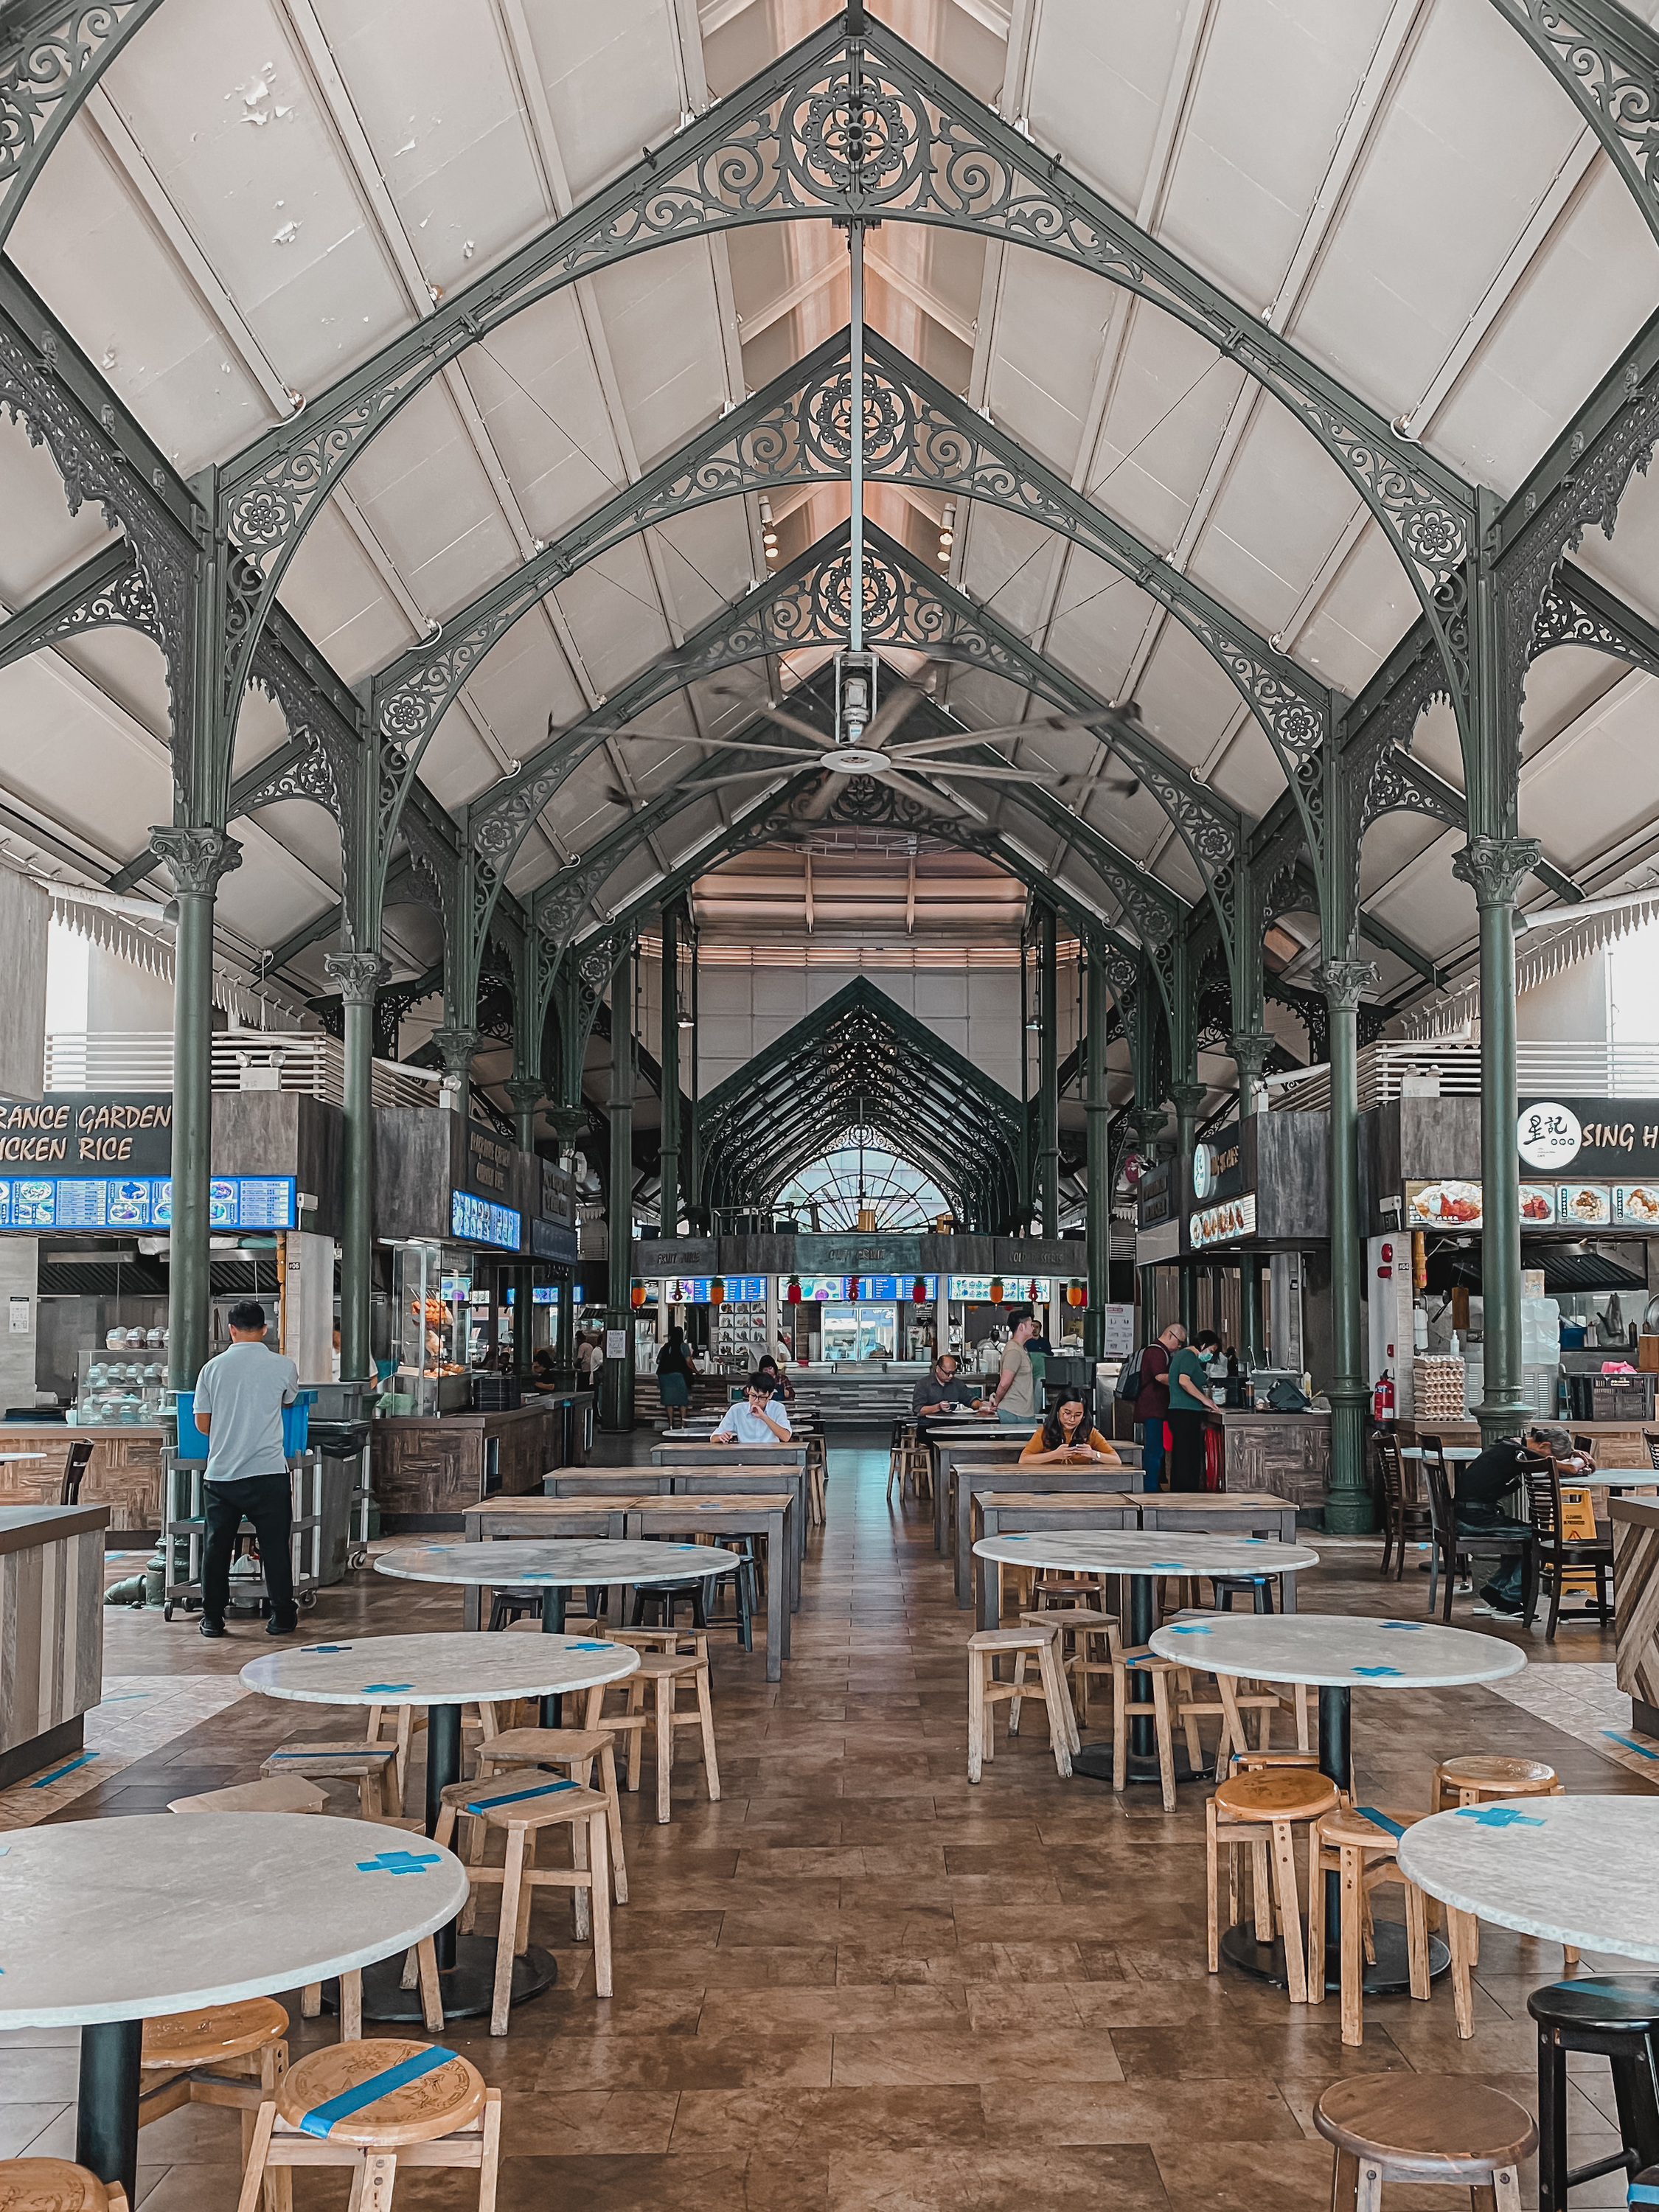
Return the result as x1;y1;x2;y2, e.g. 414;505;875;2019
450;1189;523;1251
0;1175;293;1231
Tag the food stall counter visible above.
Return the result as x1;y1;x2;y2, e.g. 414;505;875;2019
0;1425;164;1532
1212;1409;1332;1518
0;1502;108;1785
370;1399;566;1530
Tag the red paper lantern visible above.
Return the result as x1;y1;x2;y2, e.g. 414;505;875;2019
786;1275;802;1305
911;1276;927;1304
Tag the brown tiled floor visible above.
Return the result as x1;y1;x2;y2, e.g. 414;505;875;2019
2;1429;1654;2210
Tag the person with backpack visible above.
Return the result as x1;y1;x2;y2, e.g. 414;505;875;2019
1118;1321;1183;1492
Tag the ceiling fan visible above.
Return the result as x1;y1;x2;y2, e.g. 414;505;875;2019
594;196;1139;826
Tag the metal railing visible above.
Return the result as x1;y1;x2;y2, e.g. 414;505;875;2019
44;1032;445;1110
1270;1039;1659;1113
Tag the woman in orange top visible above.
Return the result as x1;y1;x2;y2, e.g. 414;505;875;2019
1020;1390;1121;1464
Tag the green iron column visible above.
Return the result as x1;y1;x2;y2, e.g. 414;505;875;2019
1037;906;1060;1238
150;827;241;1391
600;938;636;1430
1082;950;1110;1360
1322;959;1375;1533
1231;1030;1273;1367
684;915;703;1231
658;902;681;1239
548;1105;586;1373
502;1079;544;1380
1453;838;1540;1441
1170;1080;1205;1334
324;950;388;1385
1130;1105;1169;1345
505;1077;543;1154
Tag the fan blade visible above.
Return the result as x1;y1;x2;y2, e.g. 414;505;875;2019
918;762;1073;784
792;771;841;822
708;684;834;749
860;679;929;750
888;714;1098;758
612;731;824;761
878;769;973;820
601;766;794;808
1054;771;1141;802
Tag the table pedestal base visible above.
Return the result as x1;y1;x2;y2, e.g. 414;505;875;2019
1071;1741;1200;1787
1220;1919;1448;1994
327;1937;557;2024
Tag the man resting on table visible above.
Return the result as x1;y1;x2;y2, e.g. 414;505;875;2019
1458;1421;1589;1615
711;1374;793;1445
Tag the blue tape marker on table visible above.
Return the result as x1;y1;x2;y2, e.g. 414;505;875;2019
362;1683;414;1693
303;1644;350;1654
1379;1621;1425;1630
1166;1624;1213;1635
1455;1804;1545;1828
1150;1562;1185;1572
568;1641;613;1652
1352;1666;1403;1677
297;2045;457;2138
356;1849;442;1874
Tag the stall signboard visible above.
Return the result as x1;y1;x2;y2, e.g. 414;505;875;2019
843;1273;938;1301
1101;1303;1135;1358
1409;1178;1658;1230
465;1127;516;1204
1136;1161;1173;1228
0;1172;292;1230
667;1274;766;1304
1405;1178;1483;1228
0;1093;174;1172
529;1284;584;1304
947;1273;1054;1302
530;1215;578;1263
1517;1099;1659;1175
792;1276;846;1301
1191;1127;1242;1203
1189;1194;1256;1250
450;1189;521;1250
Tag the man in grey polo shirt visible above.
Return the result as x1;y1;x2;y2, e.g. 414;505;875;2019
193;1299;300;1640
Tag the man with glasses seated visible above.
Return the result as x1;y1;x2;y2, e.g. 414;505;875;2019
912;1352;974;1419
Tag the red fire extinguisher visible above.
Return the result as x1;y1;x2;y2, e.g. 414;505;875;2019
1373;1368;1395;1422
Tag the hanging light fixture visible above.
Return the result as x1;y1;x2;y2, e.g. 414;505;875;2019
630;1282;647;1310
939;501;956;568
1066;1281;1085;1309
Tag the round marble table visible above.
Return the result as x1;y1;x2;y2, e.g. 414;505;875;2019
1397;1795;1659;1961
240;1631;636;2021
0;1811;468;2202
1148;1611;1525;1991
973;1528;1320;1785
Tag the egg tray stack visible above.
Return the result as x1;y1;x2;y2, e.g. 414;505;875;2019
1413;1354;1466;1421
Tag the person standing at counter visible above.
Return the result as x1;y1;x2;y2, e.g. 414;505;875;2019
990;1311;1040;1427
1133;1323;1184;1492
711;1374;793;1444
655;1326;698;1429
192;1300;299;1641
1165;1327;1213;1492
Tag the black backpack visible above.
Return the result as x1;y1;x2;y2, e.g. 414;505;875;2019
1114;1346;1148;1402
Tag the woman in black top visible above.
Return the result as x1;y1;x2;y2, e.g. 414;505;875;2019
655;1326;698;1428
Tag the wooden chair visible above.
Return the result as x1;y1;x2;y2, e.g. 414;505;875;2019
1374;1432;1431;1579
469;1725;628;1906
591;1646;719;1824
58;1437;94;1505
434;1775;613;2031
235;2041;500;2212
1423;1452;1536;1621
1571;1432;1599;1465
140;1999;290;2210
1206;1767;1339;2000
1524;1458;1613;1638
966;1624;1076;1783
1307;1805;1432;2045
1312;2073;1534;2211
1645;1429;1659;1474
0;2163;128;2212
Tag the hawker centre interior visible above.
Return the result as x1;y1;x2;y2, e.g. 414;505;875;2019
12;1;1659;2206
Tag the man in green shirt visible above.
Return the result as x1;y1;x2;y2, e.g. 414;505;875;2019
1164;1326;1215;1491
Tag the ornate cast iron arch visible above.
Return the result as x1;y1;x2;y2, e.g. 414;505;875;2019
197;10;1472;832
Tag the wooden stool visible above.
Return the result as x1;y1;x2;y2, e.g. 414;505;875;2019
886;1420;908;1500
0;2163;128;2212
471;1725;628;1905
140;2000;288;2210
434;1775;613;2030
1018;1605;1119;1725
1206;1767;1339;2002
167;1778;327;1816
1429;1755;1575;1967
1528;1974;1659;2210
900;1431;932;1500
1313;2073;1534;2210
1110;1649;1181;1809
598;1649;719;1825
966;1624;1076;1783
235;2041;499;2212
804;1430;828;1523
1307;1806;1432;2045
259;1743;399;1819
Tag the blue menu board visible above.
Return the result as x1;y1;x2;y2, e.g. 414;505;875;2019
0;1175;294;1230
451;1188;522;1250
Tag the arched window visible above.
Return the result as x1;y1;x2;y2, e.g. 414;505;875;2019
773;1127;948;1232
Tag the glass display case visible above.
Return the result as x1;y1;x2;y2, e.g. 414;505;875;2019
821;1302;899;1362
390;1241;471;1414
74;1346;166;1425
